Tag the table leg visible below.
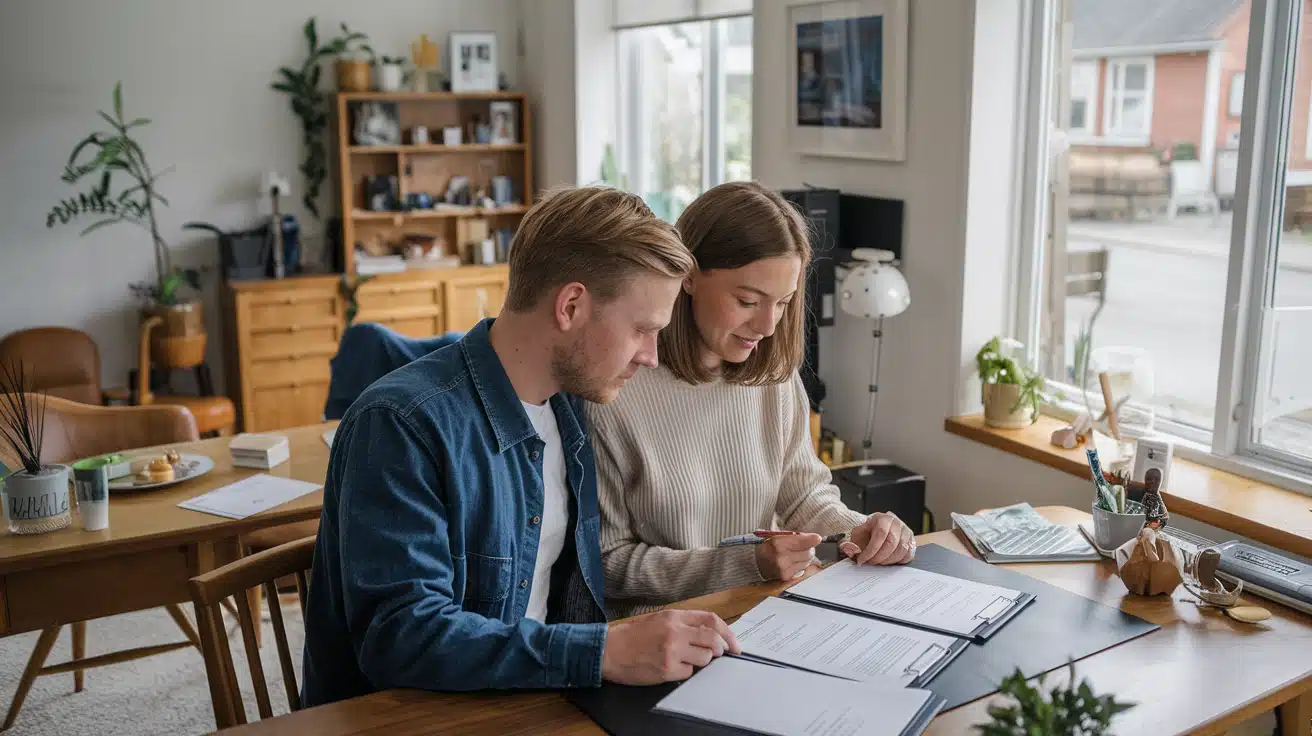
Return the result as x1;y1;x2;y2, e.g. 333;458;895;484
1279;690;1310;736
71;621;86;692
3;626;60;731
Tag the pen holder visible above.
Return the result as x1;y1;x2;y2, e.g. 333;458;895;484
1091;499;1146;551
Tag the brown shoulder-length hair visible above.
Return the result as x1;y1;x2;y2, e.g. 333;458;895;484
660;181;812;386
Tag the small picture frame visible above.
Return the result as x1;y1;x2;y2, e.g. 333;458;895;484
449;32;499;93
489;101;517;144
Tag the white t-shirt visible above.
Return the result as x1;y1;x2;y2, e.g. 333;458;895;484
522;399;570;622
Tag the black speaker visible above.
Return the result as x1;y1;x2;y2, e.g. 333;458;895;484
839;194;905;261
833;462;931;534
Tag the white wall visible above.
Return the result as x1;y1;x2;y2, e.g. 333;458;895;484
0;0;521;392
754;0;1089;525
519;0;580;190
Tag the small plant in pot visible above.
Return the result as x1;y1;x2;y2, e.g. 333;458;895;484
374;55;408;92
974;662;1135;735
45;82;207;370
976;336;1047;428
0;362;71;536
331;23;374;92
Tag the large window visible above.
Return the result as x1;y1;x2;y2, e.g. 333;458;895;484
1021;0;1312;486
617;15;753;221
1069;60;1098;137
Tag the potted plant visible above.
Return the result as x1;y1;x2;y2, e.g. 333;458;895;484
0;362;71;536
332;23;374;92
45;83;206;369
976;336;1046;428
974;663;1135;735
374;55;407;92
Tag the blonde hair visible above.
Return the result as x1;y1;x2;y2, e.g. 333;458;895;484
504;186;694;312
661;182;811;386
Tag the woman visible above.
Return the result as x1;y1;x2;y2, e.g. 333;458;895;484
586;181;915;619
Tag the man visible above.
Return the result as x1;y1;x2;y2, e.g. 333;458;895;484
302;186;741;706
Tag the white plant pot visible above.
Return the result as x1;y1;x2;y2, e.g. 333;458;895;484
375;63;405;92
3;465;72;534
982;383;1035;429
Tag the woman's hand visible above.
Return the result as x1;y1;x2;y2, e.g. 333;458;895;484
754;533;823;581
840;512;916;565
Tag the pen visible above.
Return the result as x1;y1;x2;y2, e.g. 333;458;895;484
717;531;847;547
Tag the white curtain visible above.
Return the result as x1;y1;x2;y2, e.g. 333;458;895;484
612;0;752;29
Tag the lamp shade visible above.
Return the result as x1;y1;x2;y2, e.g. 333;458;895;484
839;248;911;319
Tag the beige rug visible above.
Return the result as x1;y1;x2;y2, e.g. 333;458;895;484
0;603;302;735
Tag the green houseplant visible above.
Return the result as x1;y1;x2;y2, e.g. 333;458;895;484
0;361;71;536
272;19;371;218
45;82;207;368
975;663;1135;735
976;336;1046;428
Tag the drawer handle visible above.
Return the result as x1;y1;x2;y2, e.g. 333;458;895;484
389;287;400;295
280;297;295;305
289;324;300;332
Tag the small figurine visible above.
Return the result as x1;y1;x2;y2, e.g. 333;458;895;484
1141;467;1169;529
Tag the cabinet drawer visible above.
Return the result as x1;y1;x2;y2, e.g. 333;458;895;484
248;291;339;329
249;355;332;390
248;382;330;432
249;324;339;360
444;278;507;333
356;281;442;312
355;306;444;339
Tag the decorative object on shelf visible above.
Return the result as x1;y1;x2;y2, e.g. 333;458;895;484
471;113;492;144
449;31;498;92
1114;526;1184;596
183;220;273;281
445;175;471;206
787;0;908;162
443;126;463;146
0;361;71;535
334;25;375;92
1049;410;1093;449
272;19;370;217
363;175;399;212
262;171;292;278
411;125;430;145
410;33;442;92
975;336;1046;428
352;101;400;145
836;248;910;477
973;661;1135;735
1140;467;1169;529
373;55;407;92
44;82;209;369
495;228;514;262
491;175;513;205
71;456;112;531
404;192;435;210
489;100;517;144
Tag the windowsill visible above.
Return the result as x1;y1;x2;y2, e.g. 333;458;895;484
944;413;1312;559
1068;136;1153;148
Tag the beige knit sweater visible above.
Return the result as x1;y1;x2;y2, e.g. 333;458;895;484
585;365;867;619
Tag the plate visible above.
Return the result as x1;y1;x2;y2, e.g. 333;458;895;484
108;453;216;491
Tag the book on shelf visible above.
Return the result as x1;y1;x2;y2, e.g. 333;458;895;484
951;502;1100;563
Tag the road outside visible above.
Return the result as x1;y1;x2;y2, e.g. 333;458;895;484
1065;211;1312;459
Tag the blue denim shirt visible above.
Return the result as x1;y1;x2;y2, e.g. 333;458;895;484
302;318;609;707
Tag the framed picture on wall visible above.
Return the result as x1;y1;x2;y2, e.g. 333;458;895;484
449;31;499;92
788;0;909;161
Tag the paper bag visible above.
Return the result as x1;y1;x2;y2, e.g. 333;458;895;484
1114;527;1183;596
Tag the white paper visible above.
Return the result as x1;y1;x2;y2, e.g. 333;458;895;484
731;596;959;686
786;559;1023;638
178;474;321;520
655;656;936;736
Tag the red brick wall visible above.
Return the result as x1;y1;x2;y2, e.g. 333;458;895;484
1150;52;1208;152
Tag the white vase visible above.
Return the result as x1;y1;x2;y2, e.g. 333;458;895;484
3;465;72;534
375;63;405;92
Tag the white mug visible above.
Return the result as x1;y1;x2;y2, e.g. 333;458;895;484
412;126;430;145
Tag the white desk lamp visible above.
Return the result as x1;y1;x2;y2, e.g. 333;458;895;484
838;248;911;473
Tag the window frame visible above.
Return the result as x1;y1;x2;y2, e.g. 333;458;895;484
1101;56;1155;143
1015;0;1312;496
1068;59;1099;139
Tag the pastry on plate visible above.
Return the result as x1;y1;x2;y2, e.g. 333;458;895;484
165;449;181;465
146;457;175;483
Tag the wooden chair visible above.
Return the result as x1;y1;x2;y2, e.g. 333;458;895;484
1066;248;1110;326
0;395;202;731
0;327;106;406
189;536;315;729
134;316;236;437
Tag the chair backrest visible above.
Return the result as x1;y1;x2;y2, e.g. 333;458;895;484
324;322;463;419
0;393;198;467
189;535;316;729
0;327;102;406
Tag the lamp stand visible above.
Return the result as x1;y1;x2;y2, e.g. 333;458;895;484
855;316;886;476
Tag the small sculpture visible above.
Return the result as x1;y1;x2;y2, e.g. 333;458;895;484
1115;526;1183;596
1182;547;1245;608
1141;467;1169;529
353;102;401;146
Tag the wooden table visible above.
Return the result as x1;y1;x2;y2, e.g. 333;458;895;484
0;422;333;638
220;506;1312;736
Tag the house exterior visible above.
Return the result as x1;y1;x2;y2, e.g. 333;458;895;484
1070;0;1312;195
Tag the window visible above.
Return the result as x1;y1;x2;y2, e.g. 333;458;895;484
1102;57;1153;141
1069;60;1098;137
617;15;753;221
1019;0;1312;488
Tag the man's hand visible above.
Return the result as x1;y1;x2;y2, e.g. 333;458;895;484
839;512;915;565
755;533;823;581
601;609;742;685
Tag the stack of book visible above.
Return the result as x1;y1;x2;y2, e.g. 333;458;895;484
951;502;1100;563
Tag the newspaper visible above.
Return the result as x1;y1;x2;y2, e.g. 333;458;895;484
951;503;1100;563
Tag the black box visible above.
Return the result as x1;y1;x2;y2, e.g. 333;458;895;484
832;461;930;534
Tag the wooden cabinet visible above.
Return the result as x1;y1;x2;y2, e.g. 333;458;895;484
225;266;507;432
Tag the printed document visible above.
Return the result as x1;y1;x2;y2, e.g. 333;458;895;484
731;596;961;687
785;559;1026;639
654;656;943;736
178;474;321;520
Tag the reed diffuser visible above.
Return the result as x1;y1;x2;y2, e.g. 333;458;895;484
0;361;71;534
